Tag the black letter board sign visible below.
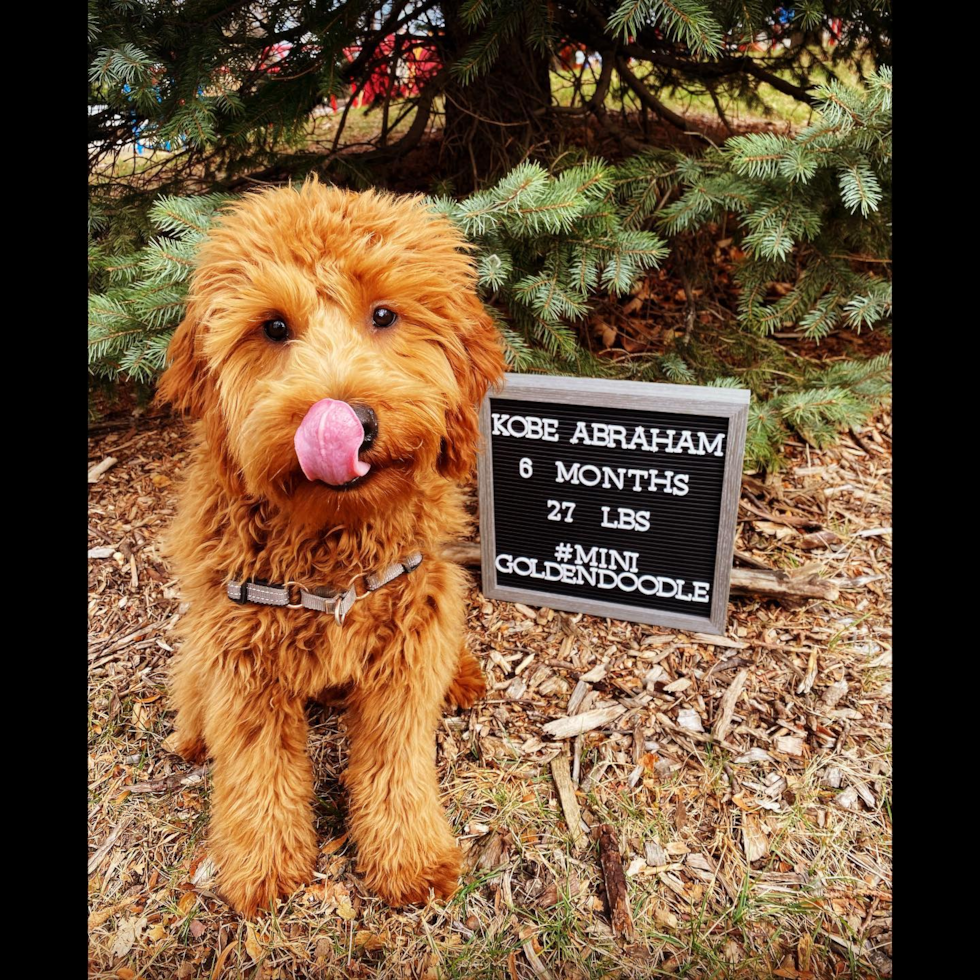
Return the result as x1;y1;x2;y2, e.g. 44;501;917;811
477;374;749;633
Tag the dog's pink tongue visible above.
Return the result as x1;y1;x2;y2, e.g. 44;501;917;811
294;399;371;486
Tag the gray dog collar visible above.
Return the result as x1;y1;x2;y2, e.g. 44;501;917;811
226;551;423;625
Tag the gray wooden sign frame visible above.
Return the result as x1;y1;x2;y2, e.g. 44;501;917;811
477;373;750;634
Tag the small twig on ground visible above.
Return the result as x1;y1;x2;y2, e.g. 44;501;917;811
592;823;635;940
127;765;208;795
729;567;839;602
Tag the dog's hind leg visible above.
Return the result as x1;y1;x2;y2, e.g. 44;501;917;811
344;596;462;905
204;682;318;916
445;642;486;710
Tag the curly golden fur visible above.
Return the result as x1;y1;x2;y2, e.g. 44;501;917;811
157;180;505;915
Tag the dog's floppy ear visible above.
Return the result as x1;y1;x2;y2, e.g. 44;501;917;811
155;305;213;418
440;292;506;480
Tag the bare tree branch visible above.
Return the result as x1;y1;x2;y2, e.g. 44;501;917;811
615;57;711;144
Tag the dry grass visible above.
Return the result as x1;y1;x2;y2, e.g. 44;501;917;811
88;410;891;979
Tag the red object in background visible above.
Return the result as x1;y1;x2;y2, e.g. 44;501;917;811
556;42;586;70
256;42;291;74
344;35;441;106
249;36;441;108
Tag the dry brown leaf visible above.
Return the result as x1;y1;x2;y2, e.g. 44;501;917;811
596;320;617;348
354;930;385;951
321;834;348;855
723;940;743;963
209;943;235;980
131;701;152;731
797;934;814;971
110;915;147;958
244;922;265;964
160;732;182;756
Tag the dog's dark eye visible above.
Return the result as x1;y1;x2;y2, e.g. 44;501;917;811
263;318;289;342
372;307;397;329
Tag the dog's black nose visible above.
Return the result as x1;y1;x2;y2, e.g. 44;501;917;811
352;404;378;451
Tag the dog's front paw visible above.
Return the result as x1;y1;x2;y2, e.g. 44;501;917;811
366;846;461;906
218;859;312;918
219;873;279;919
162;730;208;765
446;657;486;710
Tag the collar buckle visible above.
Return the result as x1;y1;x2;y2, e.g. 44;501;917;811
283;581;305;609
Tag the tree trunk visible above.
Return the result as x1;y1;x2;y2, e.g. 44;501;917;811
440;2;552;191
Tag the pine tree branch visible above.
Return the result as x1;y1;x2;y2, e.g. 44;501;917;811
189;1;250;28
565;1;817;107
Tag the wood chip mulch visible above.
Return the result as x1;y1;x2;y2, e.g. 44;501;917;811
88;410;892;980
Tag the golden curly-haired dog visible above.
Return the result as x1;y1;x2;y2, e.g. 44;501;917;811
157;179;504;914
